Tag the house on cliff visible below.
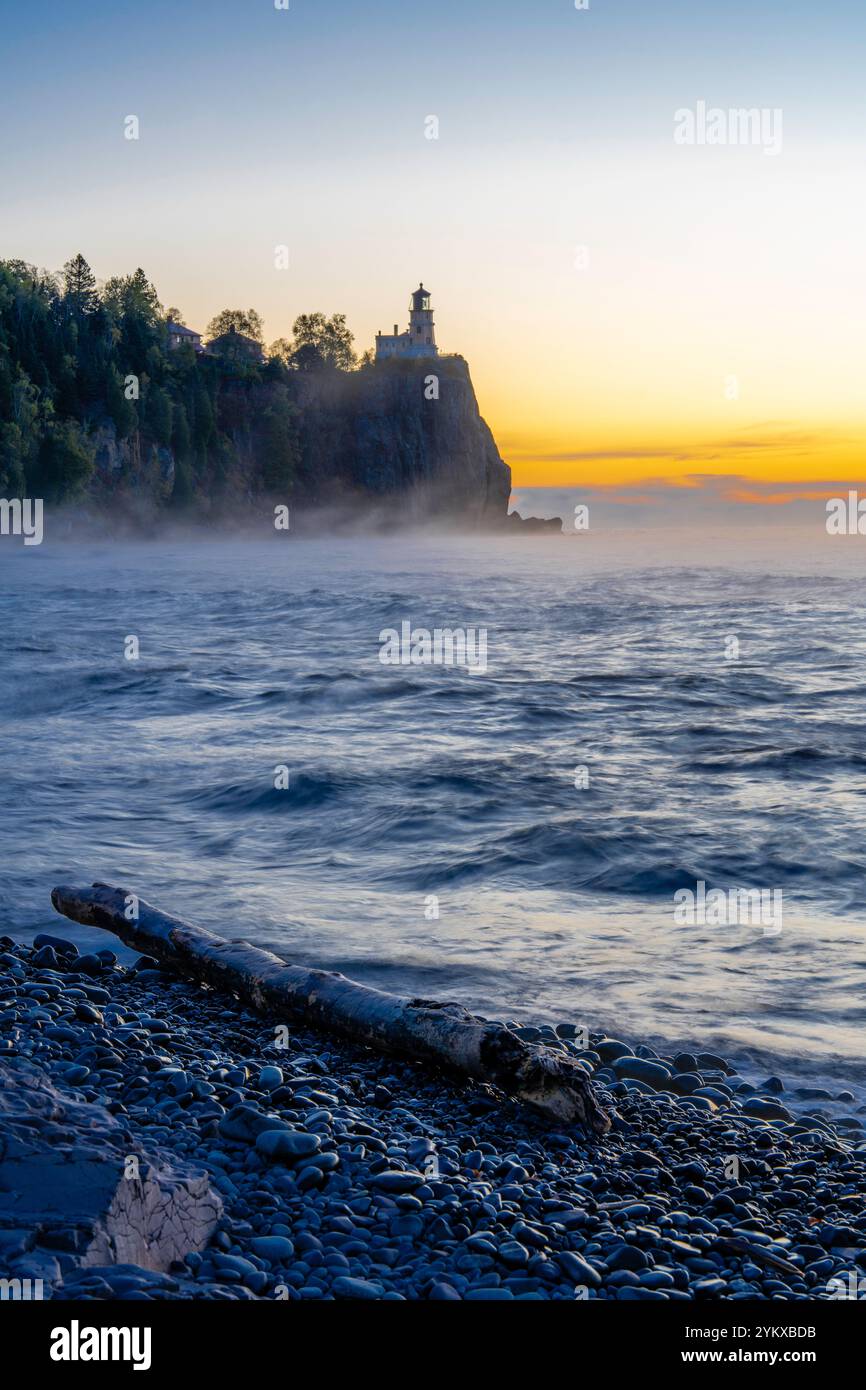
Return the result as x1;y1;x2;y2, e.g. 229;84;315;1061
208;326;264;364
166;321;204;353
375;284;439;361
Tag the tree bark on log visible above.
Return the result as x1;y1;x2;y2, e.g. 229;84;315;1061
51;883;609;1135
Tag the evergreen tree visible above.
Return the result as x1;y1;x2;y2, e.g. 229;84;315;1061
0;253;362;509
62;253;99;315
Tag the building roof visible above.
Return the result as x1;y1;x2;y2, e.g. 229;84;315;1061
411;283;431;306
166;321;201;338
209;327;263;352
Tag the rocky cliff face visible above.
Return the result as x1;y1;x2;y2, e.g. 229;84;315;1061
293;356;511;526
78;355;511;531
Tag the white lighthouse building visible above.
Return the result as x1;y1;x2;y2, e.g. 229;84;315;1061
375;283;439;360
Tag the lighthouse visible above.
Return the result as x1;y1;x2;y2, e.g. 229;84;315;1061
375;283;439;360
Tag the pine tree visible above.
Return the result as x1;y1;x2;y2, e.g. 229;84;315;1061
62;253;99;315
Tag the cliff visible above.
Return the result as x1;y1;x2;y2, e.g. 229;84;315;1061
1;258;553;534
77;356;511;531
292;356;510;525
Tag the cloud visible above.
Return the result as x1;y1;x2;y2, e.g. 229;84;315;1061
509;473;866;527
503;427;836;468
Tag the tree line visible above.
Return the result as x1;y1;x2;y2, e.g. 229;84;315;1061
0;253;363;504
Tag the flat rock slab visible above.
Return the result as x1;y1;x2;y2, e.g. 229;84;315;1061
0;1058;221;1287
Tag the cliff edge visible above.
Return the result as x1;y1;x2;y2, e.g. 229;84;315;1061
292;355;511;526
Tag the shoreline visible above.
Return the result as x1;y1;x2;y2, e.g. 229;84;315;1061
9;914;864;1127
2;933;865;1301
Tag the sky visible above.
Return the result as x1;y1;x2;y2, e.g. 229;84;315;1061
3;0;865;499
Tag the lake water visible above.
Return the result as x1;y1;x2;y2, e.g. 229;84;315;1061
3;523;866;1104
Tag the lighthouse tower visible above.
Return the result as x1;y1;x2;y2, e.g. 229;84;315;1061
408;283;436;353
375;283;439;360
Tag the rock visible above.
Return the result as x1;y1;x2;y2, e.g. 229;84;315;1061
219;1104;289;1143
742;1097;792;1122
76;954;107;976
32;946;59;969
505;512;563;534
696;1052;731;1073
370;1169;425;1193
694;1277;728;1296
611;1056;670;1088
498;1240;529;1267
296;1164;325;1191
693;1086;731;1106
0;1057;220;1273
296;355;512;526
606;1244;649;1272
667;1072;703;1095
74;1003;103;1024
332;1276;383;1300
33;934;78;958
249;1236;295;1263
557;1251;601;1287
430;1281;461;1300
257;1066;284;1092
255;1130;321;1162
595;1039;633;1063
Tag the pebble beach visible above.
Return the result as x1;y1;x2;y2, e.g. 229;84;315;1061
3;932;866;1302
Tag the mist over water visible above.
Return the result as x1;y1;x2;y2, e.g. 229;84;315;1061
3;522;866;1103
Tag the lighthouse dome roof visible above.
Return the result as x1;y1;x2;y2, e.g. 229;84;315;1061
411;283;431;306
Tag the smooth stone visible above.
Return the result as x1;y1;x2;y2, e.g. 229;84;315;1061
612;1056;670;1088
257;1066;284;1092
249;1236;295;1263
430;1282;461;1300
33;935;78;957
370;1169;425;1193
696;1052;731;1072
498;1240;529;1267
255;1130;321;1161
219;1104;290;1143
332;1276;383;1300
77;954;107;976
595;1039;633;1063
606;1244;649;1272
557;1251;601;1287
742;1097;792;1122
668;1073;704;1095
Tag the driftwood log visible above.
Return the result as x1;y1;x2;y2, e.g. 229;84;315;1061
51;883;609;1135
